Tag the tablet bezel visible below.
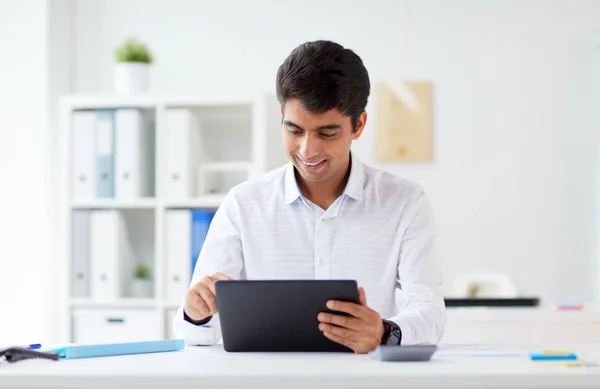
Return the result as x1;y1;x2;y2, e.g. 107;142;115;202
215;279;360;352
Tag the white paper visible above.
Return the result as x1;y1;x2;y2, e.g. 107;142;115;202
435;345;527;358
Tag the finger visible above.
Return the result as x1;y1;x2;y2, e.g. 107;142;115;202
319;323;361;341
198;286;217;314
187;292;210;319
318;312;361;331
322;331;358;352
206;272;231;295
185;304;204;320
190;281;213;310
327;300;364;318
358;286;367;306
198;275;217;296
211;272;232;281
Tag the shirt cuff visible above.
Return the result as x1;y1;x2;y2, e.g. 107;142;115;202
183;310;212;326
174;310;221;346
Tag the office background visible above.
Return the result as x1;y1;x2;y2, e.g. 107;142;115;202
0;0;599;345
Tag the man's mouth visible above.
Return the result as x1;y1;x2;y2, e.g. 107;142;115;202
297;157;326;170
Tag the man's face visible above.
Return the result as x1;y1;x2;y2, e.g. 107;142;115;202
281;98;366;183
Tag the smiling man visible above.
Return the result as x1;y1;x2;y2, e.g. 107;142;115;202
173;40;446;353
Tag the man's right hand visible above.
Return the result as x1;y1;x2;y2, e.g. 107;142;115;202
183;272;232;323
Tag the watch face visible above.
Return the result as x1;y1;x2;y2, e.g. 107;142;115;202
387;322;401;345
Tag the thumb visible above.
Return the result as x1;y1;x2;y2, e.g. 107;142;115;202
358;286;368;306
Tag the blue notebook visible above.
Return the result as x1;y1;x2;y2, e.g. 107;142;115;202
48;339;185;359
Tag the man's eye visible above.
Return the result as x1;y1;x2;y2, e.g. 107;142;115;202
320;133;336;138
287;129;302;136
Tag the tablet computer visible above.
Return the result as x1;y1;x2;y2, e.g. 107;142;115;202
215;279;359;352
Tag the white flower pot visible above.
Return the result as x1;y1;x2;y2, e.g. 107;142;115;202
130;278;153;298
114;62;150;94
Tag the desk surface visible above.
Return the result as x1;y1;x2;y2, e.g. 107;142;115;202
1;344;600;389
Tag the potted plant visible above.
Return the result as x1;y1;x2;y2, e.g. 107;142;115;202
113;37;153;94
130;262;153;298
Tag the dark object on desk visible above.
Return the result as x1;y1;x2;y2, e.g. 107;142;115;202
370;345;437;362
0;347;59;363
215;279;359;352
444;297;540;307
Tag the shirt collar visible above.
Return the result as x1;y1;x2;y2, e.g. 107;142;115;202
284;161;302;205
284;151;365;205
343;152;365;202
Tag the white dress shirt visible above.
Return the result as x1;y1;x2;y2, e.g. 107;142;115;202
173;153;446;346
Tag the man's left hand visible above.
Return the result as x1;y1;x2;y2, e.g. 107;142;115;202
318;286;384;354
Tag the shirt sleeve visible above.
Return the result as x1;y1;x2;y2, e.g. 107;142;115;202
172;189;245;345
386;188;446;345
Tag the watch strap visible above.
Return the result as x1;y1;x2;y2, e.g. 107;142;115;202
381;319;402;345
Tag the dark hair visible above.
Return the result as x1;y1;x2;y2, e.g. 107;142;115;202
276;40;370;132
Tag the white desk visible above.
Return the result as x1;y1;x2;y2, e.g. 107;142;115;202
1;344;600;389
443;307;600;345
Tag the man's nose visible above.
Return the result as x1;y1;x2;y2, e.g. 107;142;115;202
299;134;320;158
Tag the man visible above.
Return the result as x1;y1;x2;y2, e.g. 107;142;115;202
173;40;445;353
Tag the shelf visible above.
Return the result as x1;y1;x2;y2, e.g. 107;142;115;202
70;298;185;311
162;302;182;311
201;162;253;172
61;93;257;110
59;93;285;344
71;198;157;209
163;194;225;209
70;298;157;309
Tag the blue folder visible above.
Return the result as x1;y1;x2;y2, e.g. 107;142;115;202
94;109;115;198
48;339;185;359
191;209;215;276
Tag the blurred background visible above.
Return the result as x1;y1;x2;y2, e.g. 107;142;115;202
1;0;599;346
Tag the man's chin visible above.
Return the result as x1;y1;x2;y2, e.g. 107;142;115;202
298;170;330;183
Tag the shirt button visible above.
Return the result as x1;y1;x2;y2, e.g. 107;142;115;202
319;258;325;265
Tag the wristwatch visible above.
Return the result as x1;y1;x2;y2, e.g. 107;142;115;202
381;319;402;345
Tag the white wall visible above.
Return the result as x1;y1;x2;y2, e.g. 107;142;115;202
47;0;74;344
0;0;72;344
72;0;600;303
0;0;51;344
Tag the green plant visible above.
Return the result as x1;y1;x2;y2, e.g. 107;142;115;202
134;263;151;279
114;38;153;64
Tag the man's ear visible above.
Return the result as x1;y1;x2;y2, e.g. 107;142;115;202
352;112;367;140
280;106;284;124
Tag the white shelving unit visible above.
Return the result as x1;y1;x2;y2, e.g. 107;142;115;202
56;93;286;344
